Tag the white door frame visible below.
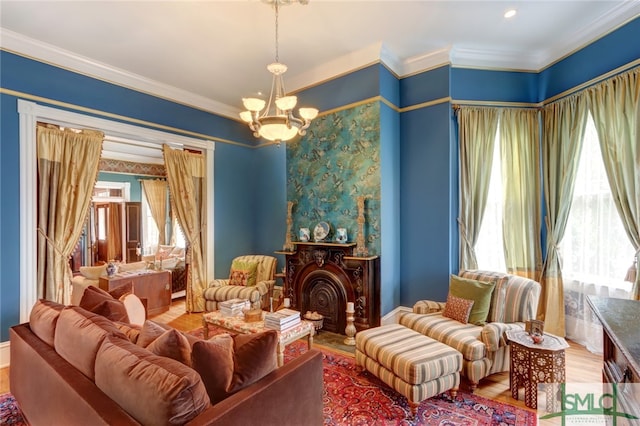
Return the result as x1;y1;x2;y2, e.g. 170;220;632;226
18;99;215;322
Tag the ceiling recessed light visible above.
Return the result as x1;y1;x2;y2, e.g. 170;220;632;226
504;9;517;18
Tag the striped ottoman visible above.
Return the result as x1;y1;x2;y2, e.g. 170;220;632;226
355;324;462;417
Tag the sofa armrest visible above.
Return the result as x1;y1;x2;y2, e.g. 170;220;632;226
209;279;230;288
413;300;446;314
187;350;324;426
481;322;525;352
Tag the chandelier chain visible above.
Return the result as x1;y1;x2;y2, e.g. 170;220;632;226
274;1;279;62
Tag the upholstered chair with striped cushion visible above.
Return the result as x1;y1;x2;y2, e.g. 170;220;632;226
399;270;541;392
203;255;277;311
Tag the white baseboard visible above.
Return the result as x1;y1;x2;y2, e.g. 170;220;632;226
381;306;412;325
0;341;10;368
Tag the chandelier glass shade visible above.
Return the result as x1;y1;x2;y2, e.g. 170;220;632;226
240;1;318;144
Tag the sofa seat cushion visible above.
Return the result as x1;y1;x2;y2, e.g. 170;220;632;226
95;335;210;425
399;312;485;361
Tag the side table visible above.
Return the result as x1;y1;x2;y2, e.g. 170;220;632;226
506;329;569;411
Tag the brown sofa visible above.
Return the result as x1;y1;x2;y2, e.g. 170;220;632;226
10;302;324;425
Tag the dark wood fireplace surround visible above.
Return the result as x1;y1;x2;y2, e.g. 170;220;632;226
281;242;380;334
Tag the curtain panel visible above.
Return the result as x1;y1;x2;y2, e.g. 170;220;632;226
456;106;499;270
499;109;542;281
586;67;640;300
163;145;207;312
36;124;104;304
141;179;168;249
106;202;122;262
541;95;588;337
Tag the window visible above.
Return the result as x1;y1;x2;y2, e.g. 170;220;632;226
141;190;160;255
560;114;634;289
475;129;506;272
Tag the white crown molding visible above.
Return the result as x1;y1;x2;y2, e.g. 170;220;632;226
400;47;453;76
0;28;240;119
2;3;638;114
287;42;385;92
537;2;640;71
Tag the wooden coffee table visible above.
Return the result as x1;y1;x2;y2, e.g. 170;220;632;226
202;311;315;367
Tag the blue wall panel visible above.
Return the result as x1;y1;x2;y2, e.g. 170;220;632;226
451;68;539;103
298;64;381;112
401;65;450;107
0;95;22;342
380;102;401;315
539;16;640;100
400;102;453;306
1;51;254;145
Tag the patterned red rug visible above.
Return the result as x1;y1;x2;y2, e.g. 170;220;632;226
1;327;537;425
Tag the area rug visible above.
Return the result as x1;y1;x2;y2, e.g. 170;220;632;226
0;393;27;425
194;325;537;425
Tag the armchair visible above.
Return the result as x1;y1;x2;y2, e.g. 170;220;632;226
399;270;541;391
203;255;277;311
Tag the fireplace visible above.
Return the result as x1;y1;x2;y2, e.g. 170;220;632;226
283;242;380;334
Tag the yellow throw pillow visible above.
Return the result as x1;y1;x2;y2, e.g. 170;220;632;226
449;274;496;325
228;260;258;286
79;264;107;280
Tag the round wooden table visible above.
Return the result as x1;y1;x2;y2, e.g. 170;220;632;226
506;329;569;411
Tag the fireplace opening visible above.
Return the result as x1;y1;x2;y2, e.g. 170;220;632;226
301;271;347;333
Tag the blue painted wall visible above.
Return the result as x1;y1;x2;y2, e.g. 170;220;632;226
540;16;640;101
1;16;638;342
0;50;280;341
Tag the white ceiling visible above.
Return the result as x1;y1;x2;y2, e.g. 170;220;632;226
2;0;639;122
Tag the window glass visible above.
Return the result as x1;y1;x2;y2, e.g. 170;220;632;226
475;128;506;272
560;114;634;288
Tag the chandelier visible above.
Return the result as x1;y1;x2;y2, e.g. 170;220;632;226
239;0;318;145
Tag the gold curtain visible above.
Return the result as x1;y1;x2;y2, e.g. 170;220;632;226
37;124;103;304
141;179;168;248
456;106;500;270
163;145;206;312
499;109;542;280
106;202;122;261
586;67;640;300
541;95;588;337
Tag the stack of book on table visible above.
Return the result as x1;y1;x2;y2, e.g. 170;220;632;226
264;308;301;331
219;298;250;316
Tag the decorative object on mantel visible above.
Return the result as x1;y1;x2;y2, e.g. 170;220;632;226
239;0;318;145
299;227;310;242
313;221;330;242
283;201;295;251
344;301;356;345
354;195;369;256
336;227;348;244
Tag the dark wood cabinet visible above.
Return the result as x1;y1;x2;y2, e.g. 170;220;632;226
588;296;640;418
99;270;171;316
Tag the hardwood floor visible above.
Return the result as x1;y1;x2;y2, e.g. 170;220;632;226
1;298;603;416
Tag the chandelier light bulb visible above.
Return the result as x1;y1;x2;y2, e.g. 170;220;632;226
299;108;319;120
242;98;266;112
275;95;298;111
239;111;254;123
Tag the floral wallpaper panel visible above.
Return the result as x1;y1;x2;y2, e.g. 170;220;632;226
286;102;381;255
